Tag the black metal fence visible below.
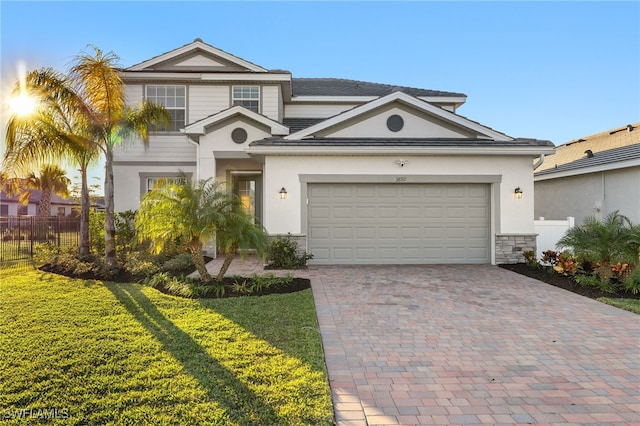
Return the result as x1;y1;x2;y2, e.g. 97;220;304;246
0;216;80;267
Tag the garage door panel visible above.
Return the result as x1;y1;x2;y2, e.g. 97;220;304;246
379;206;398;218
355;186;376;197
424;207;444;218
332;227;353;239
355;206;376;217
308;183;490;264
333;206;354;218
309;225;330;239
355;247;375;260
355;227;377;239
446;207;467;218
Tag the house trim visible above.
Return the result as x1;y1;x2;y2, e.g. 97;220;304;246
119;72;292;82
114;161;197;166
247;145;555;157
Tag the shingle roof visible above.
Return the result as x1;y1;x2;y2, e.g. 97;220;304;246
0;190;76;205
250;137;553;148
282;118;326;133
536;144;640;176
535;123;640;176
292;78;465;98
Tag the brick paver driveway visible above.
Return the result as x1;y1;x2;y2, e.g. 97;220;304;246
308;265;640;426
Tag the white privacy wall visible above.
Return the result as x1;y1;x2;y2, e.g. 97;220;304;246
262;154;535;236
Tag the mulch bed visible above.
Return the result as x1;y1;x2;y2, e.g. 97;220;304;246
39;259;311;298
499;263;640;300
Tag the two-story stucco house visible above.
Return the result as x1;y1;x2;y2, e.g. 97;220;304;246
114;39;555;265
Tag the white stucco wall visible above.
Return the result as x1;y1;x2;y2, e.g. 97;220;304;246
535;166;640;225
262;154;535;236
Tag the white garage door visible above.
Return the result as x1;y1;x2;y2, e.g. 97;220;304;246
308;183;490;264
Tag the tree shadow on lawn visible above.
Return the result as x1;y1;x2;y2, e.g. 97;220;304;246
195;290;327;374
106;283;283;424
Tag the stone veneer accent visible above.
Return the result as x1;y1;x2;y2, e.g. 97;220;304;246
495;233;537;264
269;234;308;256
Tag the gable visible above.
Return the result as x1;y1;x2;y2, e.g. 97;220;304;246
286;91;512;141
127;39;267;72
315;102;479;139
148;49;254;72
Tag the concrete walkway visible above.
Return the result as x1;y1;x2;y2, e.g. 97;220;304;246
203;258;640;426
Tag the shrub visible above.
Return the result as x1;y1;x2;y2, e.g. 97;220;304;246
541;250;558;266
266;234;313;269
522;250;538;268
557;211;640;266
124;251;160;279
553;251;579;276
161;252;195;276
89;211;105;254
623;266;640;294
574;273;618;293
115;210;137;254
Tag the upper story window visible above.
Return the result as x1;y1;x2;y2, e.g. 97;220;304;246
146;176;185;192
146;85;186;132
232;86;260;113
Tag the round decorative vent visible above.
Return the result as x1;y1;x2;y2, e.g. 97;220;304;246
231;127;248;144
387;114;404;132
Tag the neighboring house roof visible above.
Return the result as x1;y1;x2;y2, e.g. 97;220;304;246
291;78;465;98
535;123;640;179
0;190;76;206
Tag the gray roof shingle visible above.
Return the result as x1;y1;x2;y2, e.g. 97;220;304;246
535;144;640;176
292;78;466;98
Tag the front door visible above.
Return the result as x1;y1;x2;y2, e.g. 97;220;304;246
232;173;262;225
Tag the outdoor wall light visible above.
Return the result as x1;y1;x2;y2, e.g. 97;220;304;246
514;187;523;199
279;187;287;199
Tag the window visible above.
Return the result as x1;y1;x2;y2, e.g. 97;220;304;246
0;205;8;216
232;86;260;113
146;176;185;192
57;207;66;216
146;85;186;132
17;205;28;216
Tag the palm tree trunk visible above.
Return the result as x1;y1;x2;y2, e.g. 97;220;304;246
38;188;52;218
36;188;52;240
79;165;90;257
216;242;239;282
104;150;117;266
189;241;211;281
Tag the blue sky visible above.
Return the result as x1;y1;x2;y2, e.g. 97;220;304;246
1;1;638;185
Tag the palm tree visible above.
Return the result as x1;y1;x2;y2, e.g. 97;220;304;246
19;165;71;218
5;49;169;264
557;211;640;266
4;68;99;256
135;177;268;282
68;46;170;265
215;207;270;281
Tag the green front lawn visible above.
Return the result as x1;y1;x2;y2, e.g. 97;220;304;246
598;297;640;314
0;267;333;425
